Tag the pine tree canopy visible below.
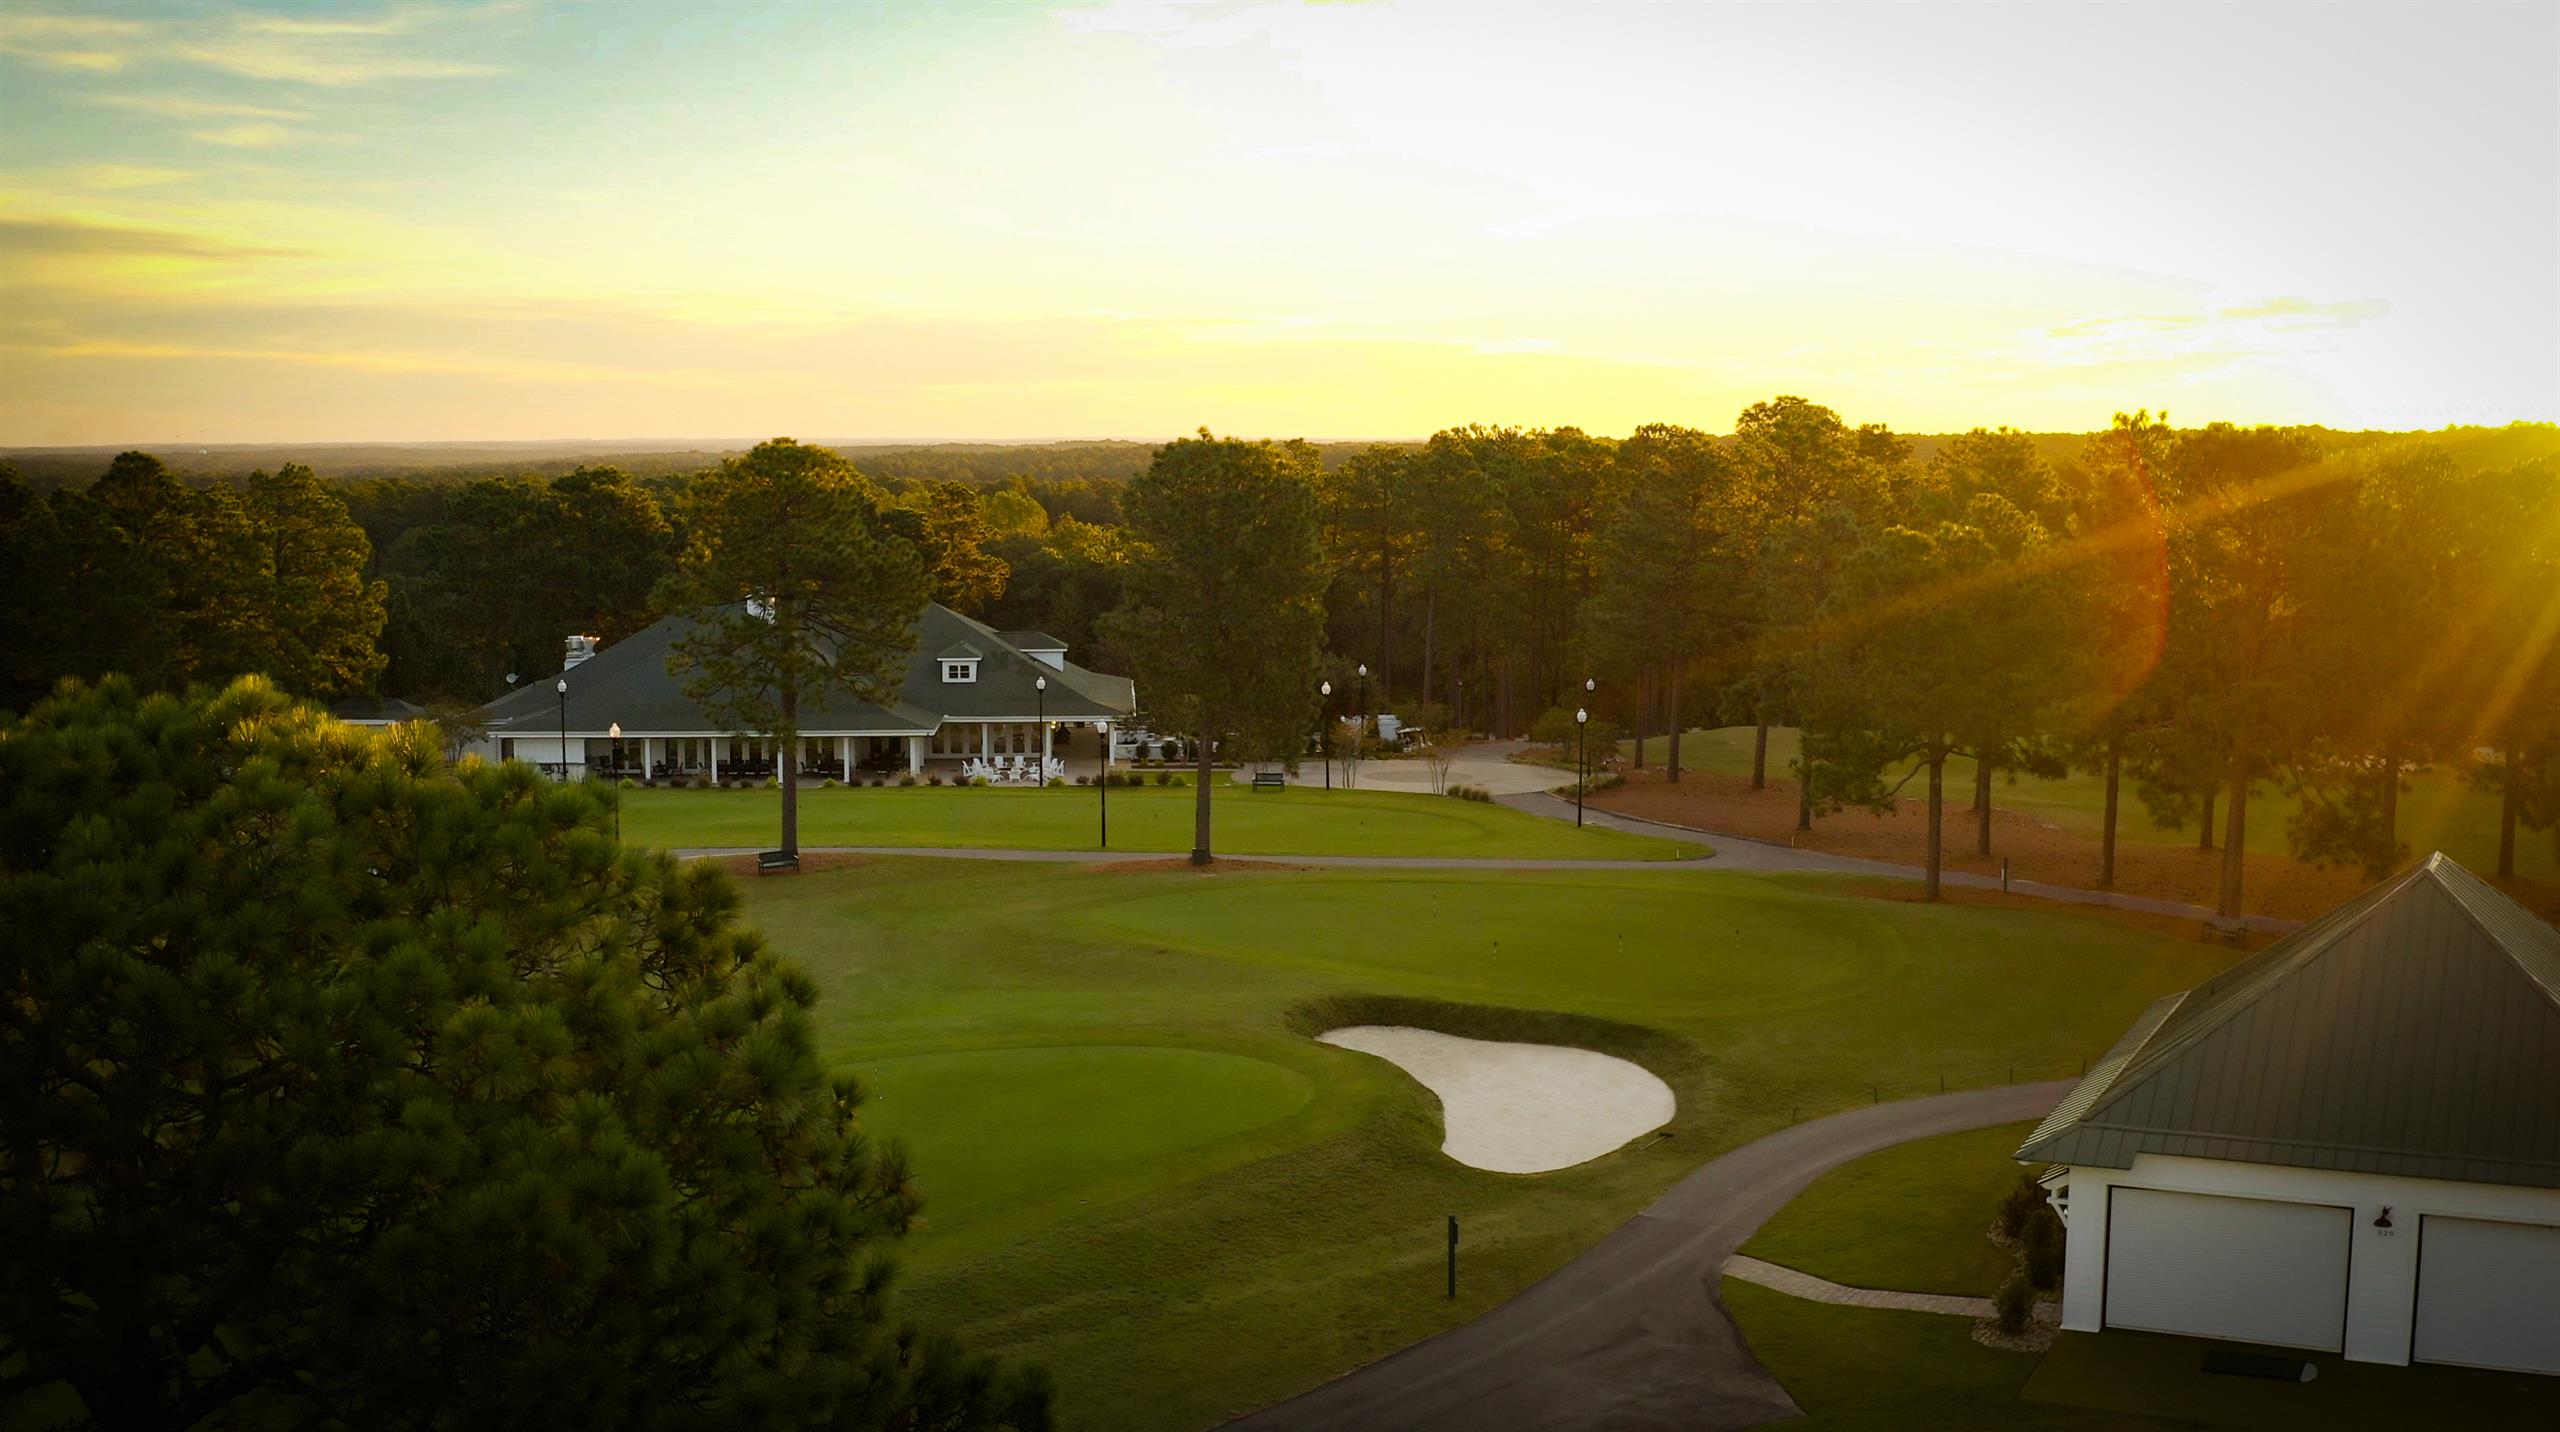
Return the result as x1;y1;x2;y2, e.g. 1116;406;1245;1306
0;677;1049;1432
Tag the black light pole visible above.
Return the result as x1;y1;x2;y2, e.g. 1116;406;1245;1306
1319;679;1333;792
556;677;569;782
608;721;623;843
1035;675;1047;781
1575;704;1590;828
1357;661;1370;745
1095;721;1109;848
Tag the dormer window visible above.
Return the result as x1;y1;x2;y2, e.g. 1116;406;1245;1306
943;659;978;683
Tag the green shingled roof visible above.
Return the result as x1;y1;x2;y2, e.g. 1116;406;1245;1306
474;603;1134;736
2017;853;2560;1188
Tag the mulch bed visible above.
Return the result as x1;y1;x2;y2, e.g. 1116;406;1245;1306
1590;766;2560;923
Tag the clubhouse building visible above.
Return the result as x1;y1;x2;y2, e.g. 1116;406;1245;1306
2019;853;2560;1376
470;603;1137;782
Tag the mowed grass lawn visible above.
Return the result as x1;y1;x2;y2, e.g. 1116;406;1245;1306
1725;1118;2182;1430
1740;1120;2038;1298
738;859;2237;1431
620;781;1702;860
1639;726;2559;885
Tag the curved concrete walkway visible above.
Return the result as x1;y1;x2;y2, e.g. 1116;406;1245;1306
1222;1080;2074;1432
1723;1254;2058;1324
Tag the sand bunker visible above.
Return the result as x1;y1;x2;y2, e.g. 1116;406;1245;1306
1316;1025;1676;1173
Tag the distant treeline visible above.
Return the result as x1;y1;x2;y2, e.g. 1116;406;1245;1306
6;411;2556;912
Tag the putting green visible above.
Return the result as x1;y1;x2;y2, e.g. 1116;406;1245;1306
859;1044;1315;1257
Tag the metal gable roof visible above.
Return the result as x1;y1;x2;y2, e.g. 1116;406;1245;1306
2018;854;2560;1189
474;602;1135;736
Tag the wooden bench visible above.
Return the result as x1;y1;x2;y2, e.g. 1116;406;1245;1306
756;849;800;874
1250;771;1287;792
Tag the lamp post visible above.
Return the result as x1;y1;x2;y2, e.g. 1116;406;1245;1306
1357;662;1370;742
608;722;623;843
1575;705;1590;828
1319;679;1333;792
1093;720;1109;847
1035;675;1047;781
556;677;569;783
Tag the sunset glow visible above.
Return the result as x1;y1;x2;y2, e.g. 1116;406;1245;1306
3;0;2555;443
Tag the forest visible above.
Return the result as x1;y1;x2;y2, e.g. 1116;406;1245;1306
3;407;2555;919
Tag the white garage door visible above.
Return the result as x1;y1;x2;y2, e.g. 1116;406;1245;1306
2105;1187;2350;1352
2414;1216;2560;1374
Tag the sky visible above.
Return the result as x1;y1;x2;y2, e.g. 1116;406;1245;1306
2;0;2555;445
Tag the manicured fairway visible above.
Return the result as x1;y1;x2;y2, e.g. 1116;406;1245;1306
618;781;1701;859
737;859;2236;1431
1740;1120;2037;1298
1635;725;2558;884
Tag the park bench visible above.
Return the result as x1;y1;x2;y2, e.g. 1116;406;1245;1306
1251;771;1287;792
756;849;799;874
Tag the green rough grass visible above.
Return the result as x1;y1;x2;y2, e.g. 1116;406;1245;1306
1740;1120;2037;1298
1721;1281;2183;1430
1629;726;2559;885
738;860;2237;1431
618;782;1703;860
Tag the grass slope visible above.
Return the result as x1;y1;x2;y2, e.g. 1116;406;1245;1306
620;782;1701;860
1739;1119;2035;1298
739;860;2235;1430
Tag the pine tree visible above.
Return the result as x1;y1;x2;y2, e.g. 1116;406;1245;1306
0;677;1048;1430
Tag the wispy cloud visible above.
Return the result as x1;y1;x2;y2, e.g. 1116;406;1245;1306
89;93;312;122
0;13;149;72
189;121;299;149
0;215;306;263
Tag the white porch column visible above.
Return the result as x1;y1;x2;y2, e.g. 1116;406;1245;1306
642;737;654;781
1101;721;1113;770
907;734;925;774
712;737;724;782
1040;721;1052;768
980;723;992;759
839;736;851;781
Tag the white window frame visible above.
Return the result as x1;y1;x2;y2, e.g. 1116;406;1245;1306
942;659;978;683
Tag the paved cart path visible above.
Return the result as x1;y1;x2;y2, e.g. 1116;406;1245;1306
1221;1081;2075;1432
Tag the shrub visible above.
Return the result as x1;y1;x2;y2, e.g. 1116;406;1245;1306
1994;1170;2045;1239
898;773;916;787
821;777;837;789
927;774;944;787
618;777;637;790
1074;774;1091;786
1153;771;1173;787
763;777;778;789
2022;1206;2066;1291
1047;776;1065;788
1167;774;1186;787
1993;1269;2035;1336
1447;782;1493;803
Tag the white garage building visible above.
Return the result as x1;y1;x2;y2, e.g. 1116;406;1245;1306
2018;853;2560;1375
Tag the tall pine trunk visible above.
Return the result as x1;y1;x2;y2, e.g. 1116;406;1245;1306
1192;735;1215;865
2500;737;2520;878
2100;736;2122;889
1796;752;1814;833
1973;755;1993;856
2379;742;2401;877
1752;722;1769;790
1666;656;1684;782
1376;557;1393;716
1925;749;1945;900
1420;590;1436;714
779;683;800;859
2197;785;2217;851
1633;667;1649;769
2217;761;2248;919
